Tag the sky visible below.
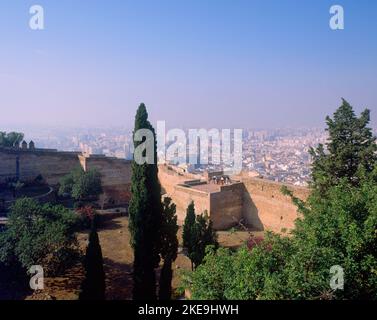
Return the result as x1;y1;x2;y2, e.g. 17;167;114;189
0;0;376;129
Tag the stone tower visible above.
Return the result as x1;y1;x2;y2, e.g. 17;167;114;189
29;140;35;150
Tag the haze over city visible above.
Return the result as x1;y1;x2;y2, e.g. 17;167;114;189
1;0;376;129
1;0;377;306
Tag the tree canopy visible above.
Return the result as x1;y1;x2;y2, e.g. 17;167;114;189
59;167;103;201
186;100;377;300
310;99;377;194
0;198;80;276
0;131;24;147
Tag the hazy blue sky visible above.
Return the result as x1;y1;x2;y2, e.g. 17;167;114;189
1;0;376;129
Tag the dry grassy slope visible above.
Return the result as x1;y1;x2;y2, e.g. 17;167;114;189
26;215;261;300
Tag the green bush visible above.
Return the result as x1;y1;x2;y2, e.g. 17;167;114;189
59;167;102;201
0;198;81;277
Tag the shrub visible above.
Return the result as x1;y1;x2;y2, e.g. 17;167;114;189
0;198;81;277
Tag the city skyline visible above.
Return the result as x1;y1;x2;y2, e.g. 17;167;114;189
0;0;376;128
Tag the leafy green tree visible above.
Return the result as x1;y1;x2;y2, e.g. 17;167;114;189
159;197;179;300
59;167;102;201
0;131;24;147
0;198;80;276
186;233;292;300
187;172;377;301
79;226;106;300
283;173;377;300
186;102;377;300
310;99;377;195
72;169;102;200
58;167;82;195
128;103;163;300
188;178;377;300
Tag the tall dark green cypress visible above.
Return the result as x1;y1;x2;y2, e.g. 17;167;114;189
182;201;195;249
190;212;218;269
79;226;106;300
159;197;178;300
129;103;163;300
182;201;196;271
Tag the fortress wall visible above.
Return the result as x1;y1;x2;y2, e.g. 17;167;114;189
1;148;310;232
238;175;310;233
80;155;132;205
158;165;310;232
0;149;132;207
0;148;80;185
169;185;210;224
158;165;210;223
209;183;244;230
81;155;132;187
0;151;19;182
158;165;189;196
158;165;243;229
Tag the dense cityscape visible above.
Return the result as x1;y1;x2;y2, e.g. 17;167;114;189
2;125;341;186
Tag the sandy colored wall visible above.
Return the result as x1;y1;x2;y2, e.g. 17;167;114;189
0;148;132;207
79;155;132;205
171;185;210;224
237;174;310;233
210;183;244;230
0;148;80;185
159;165;310;232
158;165;210;223
1;148;310;232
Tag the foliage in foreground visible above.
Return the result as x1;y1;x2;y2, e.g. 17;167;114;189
182;202;218;270
186;100;377;300
159;197;179;300
0;198;80;277
79;226;106;300
128;103;163;300
187;175;377;299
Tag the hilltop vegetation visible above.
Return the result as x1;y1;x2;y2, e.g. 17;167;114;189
0;132;24;147
185;99;377;300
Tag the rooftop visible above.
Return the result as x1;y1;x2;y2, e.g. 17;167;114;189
189;183;222;193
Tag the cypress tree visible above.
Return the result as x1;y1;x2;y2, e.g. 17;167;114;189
310;99;377;194
182;201;196;270
129;103;163;300
158;197;178;300
183;203;218;270
79;226;106;300
190;211;218;269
